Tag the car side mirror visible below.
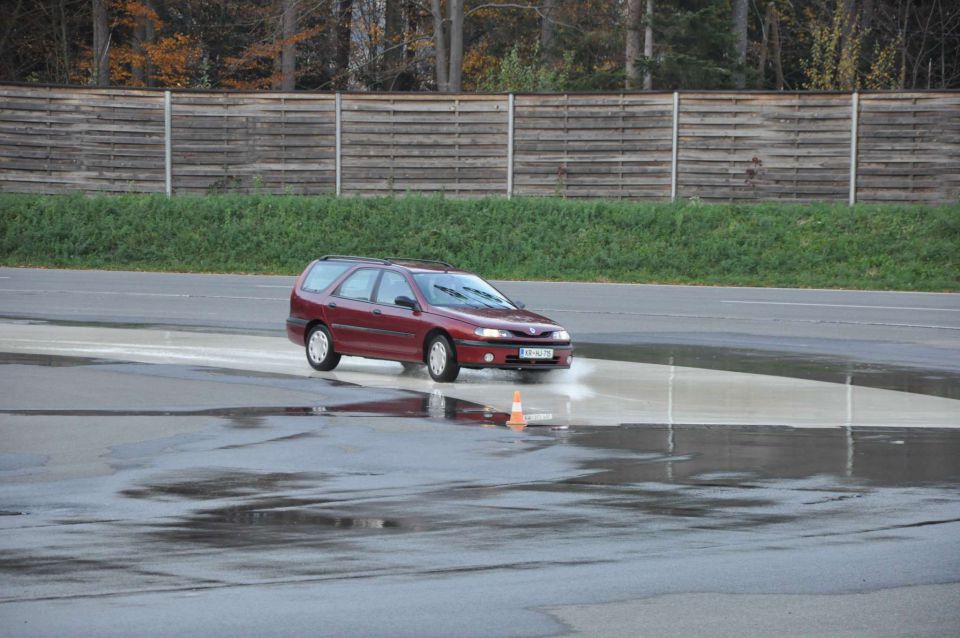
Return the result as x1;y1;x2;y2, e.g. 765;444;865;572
395;295;420;311
514;299;526;309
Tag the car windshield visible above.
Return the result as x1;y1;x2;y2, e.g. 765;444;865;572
413;273;515;310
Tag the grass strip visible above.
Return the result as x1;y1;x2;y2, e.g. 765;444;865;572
1;193;957;291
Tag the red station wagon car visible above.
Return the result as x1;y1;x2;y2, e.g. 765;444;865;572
286;256;573;382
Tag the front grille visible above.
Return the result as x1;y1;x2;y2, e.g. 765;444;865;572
510;330;552;338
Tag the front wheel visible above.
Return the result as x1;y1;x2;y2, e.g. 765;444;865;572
427;335;460;382
306;325;341;371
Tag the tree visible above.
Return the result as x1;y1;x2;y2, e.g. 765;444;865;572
756;2;785;89
280;0;297;90
731;0;748;87
334;0;353;89
540;0;557;62
625;0;643;89
92;0;110;85
649;0;736;89
431;0;464;92
643;0;653;89
430;0;448;90
2;0;958;92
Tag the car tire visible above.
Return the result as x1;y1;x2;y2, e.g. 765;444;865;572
306;324;341;371
427;335;460;382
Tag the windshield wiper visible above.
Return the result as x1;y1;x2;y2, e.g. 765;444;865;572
433;285;471;302
463;286;511;308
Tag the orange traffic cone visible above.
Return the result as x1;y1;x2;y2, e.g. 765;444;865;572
506;390;527;430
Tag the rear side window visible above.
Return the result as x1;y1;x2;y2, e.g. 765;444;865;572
302;262;351;293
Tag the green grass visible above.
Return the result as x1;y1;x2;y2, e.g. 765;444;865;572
1;193;958;290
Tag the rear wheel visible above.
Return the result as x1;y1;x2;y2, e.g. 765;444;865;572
427;335;460;382
306;325;341;371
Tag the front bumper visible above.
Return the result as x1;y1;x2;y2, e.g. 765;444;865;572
454;339;573;369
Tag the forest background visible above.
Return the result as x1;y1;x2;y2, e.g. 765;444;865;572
2;1;957;94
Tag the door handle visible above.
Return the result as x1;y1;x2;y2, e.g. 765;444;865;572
372;309;382;315
328;302;337;308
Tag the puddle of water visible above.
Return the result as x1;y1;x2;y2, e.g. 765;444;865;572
122;470;324;501
564;424;960;487
1;395;509;427
0;315;281;337
132;475;407;548
575;342;960;400
0;352;113;367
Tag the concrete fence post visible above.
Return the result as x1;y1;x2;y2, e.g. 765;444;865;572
335;93;342;197
849;91;859;206
507;93;515;199
671;91;679;202
164;90;172;197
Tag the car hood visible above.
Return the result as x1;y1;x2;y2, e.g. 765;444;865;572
432;306;563;334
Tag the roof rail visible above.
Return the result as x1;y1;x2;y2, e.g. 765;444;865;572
386;257;454;269
320;255;390;265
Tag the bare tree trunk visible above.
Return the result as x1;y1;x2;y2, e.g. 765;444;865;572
643;0;654;90
732;0;748;88
447;0;464;92
334;0;353;90
0;0;23;65
92;0;110;86
910;2;936;89
58;0;70;83
625;0;643;89
756;2;784;90
840;0;858;56
770;5;784;90
143;0;156;86
384;0;404;89
861;0;875;32
280;0;297;91
405;0;419;66
899;0;909;89
541;0;557;63
431;0;448;91
757;3;770;88
132;7;146;85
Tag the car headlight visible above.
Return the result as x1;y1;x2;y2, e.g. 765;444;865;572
551;330;571;341
475;327;511;339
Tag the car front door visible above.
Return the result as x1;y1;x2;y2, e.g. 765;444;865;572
368;270;425;360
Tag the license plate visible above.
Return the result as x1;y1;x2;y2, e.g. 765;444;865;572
519;347;554;360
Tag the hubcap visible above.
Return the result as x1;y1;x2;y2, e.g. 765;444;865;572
429;341;447;375
309;330;328;363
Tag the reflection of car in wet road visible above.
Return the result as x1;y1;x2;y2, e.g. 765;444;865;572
287;256;573;382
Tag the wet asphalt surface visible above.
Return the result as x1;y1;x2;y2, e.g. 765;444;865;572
1;268;960;635
2;353;959;636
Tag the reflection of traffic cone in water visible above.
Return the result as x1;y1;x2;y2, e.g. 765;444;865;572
507;391;527;430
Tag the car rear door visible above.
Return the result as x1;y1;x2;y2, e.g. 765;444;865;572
327;268;382;354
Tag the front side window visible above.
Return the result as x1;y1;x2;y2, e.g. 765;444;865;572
375;271;415;305
302;262;352;292
337;268;380;301
413;273;515;309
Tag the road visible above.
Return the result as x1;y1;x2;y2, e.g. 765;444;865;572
2;266;959;373
1;267;959;636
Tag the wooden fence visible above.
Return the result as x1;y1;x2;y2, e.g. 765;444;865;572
1;85;957;203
